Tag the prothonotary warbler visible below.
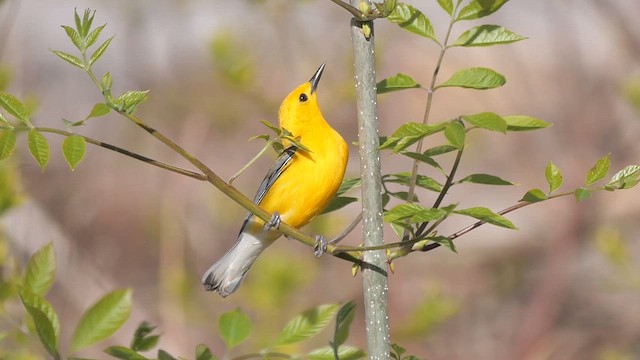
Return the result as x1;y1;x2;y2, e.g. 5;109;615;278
202;63;349;297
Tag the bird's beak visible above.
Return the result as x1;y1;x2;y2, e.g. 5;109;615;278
309;63;326;95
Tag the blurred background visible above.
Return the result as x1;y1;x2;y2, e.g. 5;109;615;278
0;0;639;359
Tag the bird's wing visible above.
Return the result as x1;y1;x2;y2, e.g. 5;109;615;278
237;145;297;234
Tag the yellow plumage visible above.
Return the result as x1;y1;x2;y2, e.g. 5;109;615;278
202;64;348;297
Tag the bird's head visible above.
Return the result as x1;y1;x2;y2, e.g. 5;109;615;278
278;63;327;132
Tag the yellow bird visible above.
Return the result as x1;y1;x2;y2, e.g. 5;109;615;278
202;63;349;297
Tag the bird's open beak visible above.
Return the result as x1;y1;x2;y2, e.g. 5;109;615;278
309;63;326;94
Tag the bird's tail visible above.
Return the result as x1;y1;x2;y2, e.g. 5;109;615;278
202;226;278;297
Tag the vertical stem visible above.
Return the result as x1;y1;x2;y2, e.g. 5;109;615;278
349;2;390;359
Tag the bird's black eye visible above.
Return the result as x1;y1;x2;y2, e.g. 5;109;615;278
299;93;308;102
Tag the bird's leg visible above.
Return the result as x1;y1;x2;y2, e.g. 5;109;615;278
313;235;328;258
264;212;281;231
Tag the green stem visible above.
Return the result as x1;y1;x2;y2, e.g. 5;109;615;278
228;140;274;184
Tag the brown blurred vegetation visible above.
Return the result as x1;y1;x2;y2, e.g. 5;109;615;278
0;0;639;359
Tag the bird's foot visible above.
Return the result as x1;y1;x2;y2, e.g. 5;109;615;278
264;212;281;231
313;235;328;258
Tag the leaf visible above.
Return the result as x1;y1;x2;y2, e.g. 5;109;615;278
86;103;111;120
384;203;446;224
503;115;551;131
377;73;420;94
444;122;465;149
0;130;16;161
0;92;30;125
71;289;132;352
218;308;251;349
574;188;591;201
452;25;526;47
19;289;61;360
130;321;160;352
520;188;547;203
28;129;50;172
104;346;149;360
429;236;457;253
437;67;506;90
102;72;113;92
545;161;563;193
86;24;107;49
391;343;406;360
51;50;85;70
585;154;610;186
424;144;457;157
605;165;640;190
23;242;56;296
380;122;448;152
386;3;438;43
275;303;339;345
158;350;177;360
457;173;514;185
462;112;507;132
457;0;509;21
62;25;82;50
384;172;442;192
322;196;358;214
400;151;441;169
63;135;86;171
374;0;398;17
454;207;516;229
115;90;149;114
307;346;366;360
437;0;454;15
196;344;216;360
336;177;361;196
334;301;356;347
90;36;114;66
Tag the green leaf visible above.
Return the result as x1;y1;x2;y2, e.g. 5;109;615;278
545;161;563;193
104;346;149;360
130;321;160;352
424;144;457;157
574;188;591;201
62;25;83;50
86;103;111;120
86;24;107;49
115;90;149;114
454;207;516;229
429;236;457;253
605;165;640;190
374;0;398;17
218;308;251;349
80;9;96;38
520;188;547;203
71;289;132;352
377;73;420;94
380;122;448;152
322;196;358;214
391;343;406;360
28;129;50;172
384;203;446;224
22;242;56;296
275;303;339;345
334;301;356;347
503;115;551;131
452;25;526;47
384;172;442;192
102;72;113;93
336;177;361;196
457;173;514;185
51;50;85;70
63;135;86;171
0;92;30;125
400;151;441;169
0;130;16;161
437;0;454;15
444;122;465;149
462;112;507;132
158;350;177;360
74;9;82;35
90;36;114;66
457;0;509;21
437;67;506;90
386;3;438;43
307;346;366;360
585;154;610;186
19;289;60;360
196;344;216;360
